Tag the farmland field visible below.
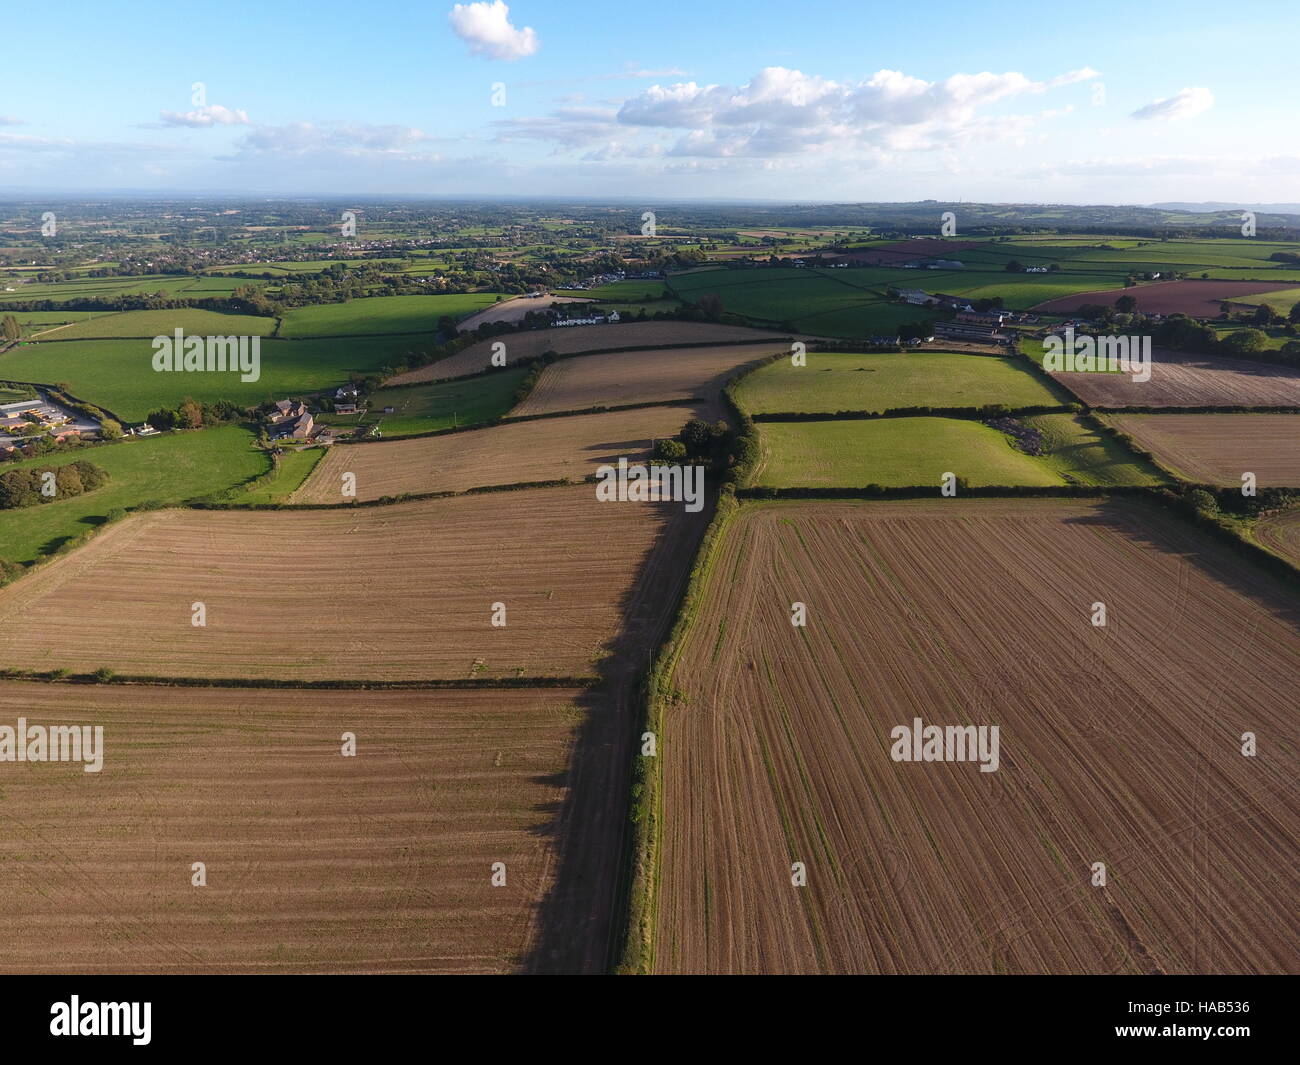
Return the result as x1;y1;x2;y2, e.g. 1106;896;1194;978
1049;349;1300;408
1255;507;1300;568
751;417;1062;487
652;498;1300;973
1030;279;1293;316
0;426;267;564
0;335;440;420
33;308;277;340
1104;413;1300;486
295;403;704;502
388;322;791;385
734;351;1066;414
0;485;705;682
278;294;502;337
510;343;784;417
0;680;583;974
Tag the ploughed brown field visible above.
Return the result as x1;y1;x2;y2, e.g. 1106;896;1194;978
387;322;790;385
1104;413;1300;486
509;342;784;417
1031;279;1290;316
0;485;703;682
0;681;585;973
293;404;705;503
654;499;1300;974
1255;507;1300;569
1050;349;1300;408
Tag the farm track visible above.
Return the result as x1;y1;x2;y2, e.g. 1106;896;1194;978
654;498;1300;974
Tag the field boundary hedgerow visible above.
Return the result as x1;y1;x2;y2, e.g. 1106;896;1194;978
0;669;598;691
616;366;759;974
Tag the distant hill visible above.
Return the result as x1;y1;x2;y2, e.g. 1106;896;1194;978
1152;201;1300;214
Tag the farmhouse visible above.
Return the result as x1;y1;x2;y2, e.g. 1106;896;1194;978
270;399;308;424
273;412;315;441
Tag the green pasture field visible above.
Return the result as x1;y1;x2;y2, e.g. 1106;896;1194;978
323;365;529;437
734;351;1067;414
751;417;1064;488
224;445;325;503
0;334;439;420
0;425;267;564
1224;285;1300;313
39;308;277;340
553;280;669;301
1020;413;1166;486
277;294;504;337
12;311;116;336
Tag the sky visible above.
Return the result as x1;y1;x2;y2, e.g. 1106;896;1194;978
2;0;1297;204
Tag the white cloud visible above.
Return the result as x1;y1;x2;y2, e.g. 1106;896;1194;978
157;104;251;128
448;1;538;61
612;65;1092;158
228;122;440;161
1131;87;1213;121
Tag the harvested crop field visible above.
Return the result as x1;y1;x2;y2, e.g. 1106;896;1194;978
510;343;784;417
0;485;705;682
1031;279;1290;316
847;239;979;265
653;498;1300;974
388;322;791;385
1105;413;1300;486
1255;507;1300;569
1050;349;1300;408
0;680;585;973
294;404;706;502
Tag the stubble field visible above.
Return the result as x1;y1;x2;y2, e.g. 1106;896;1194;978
294;404;704;502
1049;349;1300;408
0;485;700;682
0;680;585;974
509;343;784;417
653;498;1300;974
1104;413;1300;486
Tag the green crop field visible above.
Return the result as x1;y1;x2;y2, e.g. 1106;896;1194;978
1020;413;1166;486
0;334;439;420
38;308;277;340
751;417;1064;488
735;351;1067;413
277;294;504;337
0;425;267;564
323;365;529;437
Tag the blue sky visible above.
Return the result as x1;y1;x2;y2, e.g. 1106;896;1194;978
3;0;1296;202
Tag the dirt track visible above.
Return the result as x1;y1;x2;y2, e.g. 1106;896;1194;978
654;498;1300;974
294;404;705;503
1105;413;1300;485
